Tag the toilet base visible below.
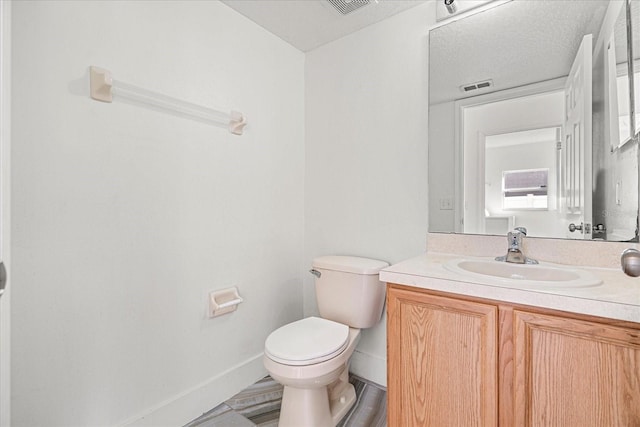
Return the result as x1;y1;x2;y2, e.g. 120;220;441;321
329;381;356;425
265;328;361;426
278;369;356;427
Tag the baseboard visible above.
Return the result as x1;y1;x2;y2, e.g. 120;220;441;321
119;353;267;427
349;349;387;388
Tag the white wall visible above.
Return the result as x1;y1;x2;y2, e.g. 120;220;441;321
0;0;11;425
11;1;304;425
428;101;456;232
305;3;434;386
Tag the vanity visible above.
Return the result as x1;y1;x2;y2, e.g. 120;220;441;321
381;234;640;426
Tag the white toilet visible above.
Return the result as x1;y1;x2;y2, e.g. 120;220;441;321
263;255;389;427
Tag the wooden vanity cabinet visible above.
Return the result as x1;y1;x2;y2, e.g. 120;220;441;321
387;284;640;427
387;287;498;426
512;309;640;426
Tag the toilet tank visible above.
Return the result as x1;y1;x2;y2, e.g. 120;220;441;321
312;256;389;329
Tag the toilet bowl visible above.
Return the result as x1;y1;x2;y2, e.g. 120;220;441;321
263;256;388;427
264;318;361;426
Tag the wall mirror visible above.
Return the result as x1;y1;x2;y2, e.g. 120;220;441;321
428;0;639;242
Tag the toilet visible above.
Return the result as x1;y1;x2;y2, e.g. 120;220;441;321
263;255;389;427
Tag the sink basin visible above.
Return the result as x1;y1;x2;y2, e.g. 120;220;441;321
443;258;602;289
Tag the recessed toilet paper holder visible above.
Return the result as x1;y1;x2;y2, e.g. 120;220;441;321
209;286;243;318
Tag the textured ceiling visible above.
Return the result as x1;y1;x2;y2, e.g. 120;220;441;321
220;0;428;52
221;0;615;103
429;0;610;105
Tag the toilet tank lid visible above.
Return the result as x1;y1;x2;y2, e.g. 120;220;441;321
312;256;389;275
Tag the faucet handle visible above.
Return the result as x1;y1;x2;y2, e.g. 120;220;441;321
513;227;528;236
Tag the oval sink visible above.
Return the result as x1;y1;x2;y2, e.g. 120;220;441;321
443;258;602;289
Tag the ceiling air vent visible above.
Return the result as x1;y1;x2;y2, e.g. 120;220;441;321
460;79;493;93
327;0;371;15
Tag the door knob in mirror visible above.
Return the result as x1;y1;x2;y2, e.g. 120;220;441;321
569;223;583;233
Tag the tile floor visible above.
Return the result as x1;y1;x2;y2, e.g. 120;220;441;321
185;374;387;427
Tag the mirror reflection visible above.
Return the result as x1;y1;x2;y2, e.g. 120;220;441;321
632;1;640;134
608;0;633;149
428;0;639;242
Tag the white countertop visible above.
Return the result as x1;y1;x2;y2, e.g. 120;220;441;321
380;252;640;323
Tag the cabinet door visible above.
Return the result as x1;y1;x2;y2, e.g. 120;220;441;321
513;310;640;426
387;287;498;426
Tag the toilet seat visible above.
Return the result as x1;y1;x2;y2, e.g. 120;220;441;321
265;317;349;366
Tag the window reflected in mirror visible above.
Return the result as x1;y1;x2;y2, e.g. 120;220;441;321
484;128;558;235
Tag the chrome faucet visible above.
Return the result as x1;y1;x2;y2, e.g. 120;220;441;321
495;227;538;264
